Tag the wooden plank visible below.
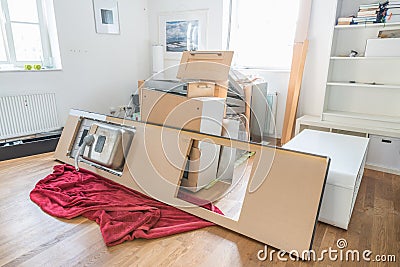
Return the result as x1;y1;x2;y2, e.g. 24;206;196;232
244;84;252;136
281;41;309;145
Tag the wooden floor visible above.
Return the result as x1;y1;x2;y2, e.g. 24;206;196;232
0;153;398;266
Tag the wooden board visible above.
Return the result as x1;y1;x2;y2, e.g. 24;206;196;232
244;84;252;137
281;41;309;145
55;110;329;258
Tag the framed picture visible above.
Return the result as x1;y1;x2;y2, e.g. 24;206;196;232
93;0;120;34
159;10;208;60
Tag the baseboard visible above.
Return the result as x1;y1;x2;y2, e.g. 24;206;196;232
0;134;60;161
365;164;400;176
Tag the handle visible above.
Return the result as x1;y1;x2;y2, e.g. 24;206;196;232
197;85;212;89
189;51;222;56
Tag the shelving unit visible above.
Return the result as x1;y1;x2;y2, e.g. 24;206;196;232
322;0;400;131
297;0;400;175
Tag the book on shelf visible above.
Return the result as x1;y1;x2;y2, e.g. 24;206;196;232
338;16;354;25
357;14;378;19
358;10;378;16
378;29;400;38
359;3;380;9
353;17;378;22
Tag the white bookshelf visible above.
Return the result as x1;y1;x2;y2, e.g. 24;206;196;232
322;0;400;132
296;0;400;174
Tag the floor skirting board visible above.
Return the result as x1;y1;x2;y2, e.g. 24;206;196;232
0;134;60;161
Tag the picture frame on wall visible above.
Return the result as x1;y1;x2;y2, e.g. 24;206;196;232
159;10;208;60
93;0;120;34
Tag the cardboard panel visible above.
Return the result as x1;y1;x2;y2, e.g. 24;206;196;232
177;51;234;81
141;88;225;136
187;82;215;98
214;81;229;99
140;88;202;131
54;115;81;159
55;110;329;258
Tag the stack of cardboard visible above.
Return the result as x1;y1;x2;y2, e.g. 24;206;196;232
140;51;234;192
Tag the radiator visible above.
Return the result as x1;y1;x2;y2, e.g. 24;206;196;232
249;81;278;139
0;93;60;140
265;92;278;136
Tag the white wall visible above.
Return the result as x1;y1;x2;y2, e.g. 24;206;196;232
0;0;151;125
298;0;338;117
147;0;227;68
0;0;337;139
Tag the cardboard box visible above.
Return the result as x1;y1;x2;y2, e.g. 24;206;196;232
216;118;240;182
141;51;234;192
177;51;234;81
141;88;225;134
181;141;221;192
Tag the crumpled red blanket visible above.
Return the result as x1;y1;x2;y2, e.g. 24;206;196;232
30;164;222;246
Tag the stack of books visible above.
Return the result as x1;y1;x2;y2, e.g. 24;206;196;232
385;1;400;22
353;1;389;24
353;2;384;24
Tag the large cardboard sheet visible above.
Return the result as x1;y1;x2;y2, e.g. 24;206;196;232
55;110;329;258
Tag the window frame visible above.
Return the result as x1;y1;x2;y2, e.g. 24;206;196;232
0;0;52;67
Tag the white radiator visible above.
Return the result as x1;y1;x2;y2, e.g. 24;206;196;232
265;92;278;136
0;93;60;140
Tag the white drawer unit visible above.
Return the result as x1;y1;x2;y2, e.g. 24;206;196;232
283;129;369;229
366;135;400;172
295;115;400;175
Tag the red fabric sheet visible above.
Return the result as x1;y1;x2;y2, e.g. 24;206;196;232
30;164;222;246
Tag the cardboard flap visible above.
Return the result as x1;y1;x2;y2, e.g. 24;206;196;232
177;51;234;81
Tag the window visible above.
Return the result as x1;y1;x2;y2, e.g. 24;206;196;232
0;0;56;68
229;0;300;70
